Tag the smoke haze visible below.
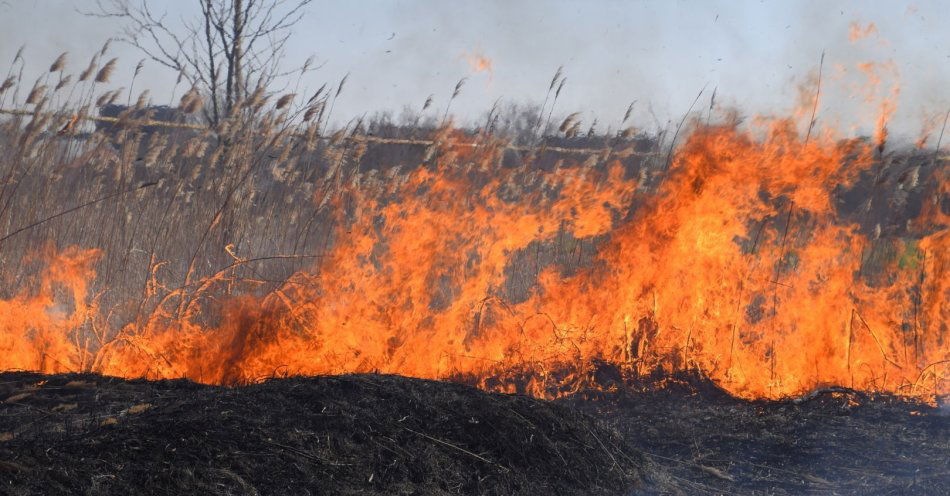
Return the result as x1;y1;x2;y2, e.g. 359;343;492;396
1;0;948;139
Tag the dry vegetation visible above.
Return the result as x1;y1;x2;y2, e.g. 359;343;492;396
0;45;948;495
0;49;659;372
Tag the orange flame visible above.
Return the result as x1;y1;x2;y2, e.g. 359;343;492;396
1;120;947;402
849;22;878;43
462;51;494;80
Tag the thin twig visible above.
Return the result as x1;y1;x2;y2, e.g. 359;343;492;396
664;83;708;170
0;182;157;245
804;50;824;145
403;427;510;473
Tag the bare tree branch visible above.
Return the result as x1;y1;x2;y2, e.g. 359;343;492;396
83;0;314;127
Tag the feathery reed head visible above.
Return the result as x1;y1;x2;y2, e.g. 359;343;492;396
55;75;73;91
95;91;111;107
622;101;637;124
95;58;118;83
555;78;566;99
26;84;47;105
452;78;466;99
307;83;327;105
549;65;564;91
559;112;580;133
303;101;324;122
0;76;15;95
134;90;151;109
180;89;203;114
276;93;296;109
49;52;67;72
336;73;349;97
78;55;98;82
302;55;316;74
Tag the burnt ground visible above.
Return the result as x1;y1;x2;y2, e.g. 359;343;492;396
0;372;946;495
561;372;949;495
0;372;640;495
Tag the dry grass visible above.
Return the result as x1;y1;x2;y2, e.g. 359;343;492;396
0;54;660;371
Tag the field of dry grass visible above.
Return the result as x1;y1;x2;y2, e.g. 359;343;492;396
2;46;947;392
1;46;948;495
1;51;667;376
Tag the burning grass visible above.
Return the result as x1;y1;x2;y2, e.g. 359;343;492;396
0;52;947;405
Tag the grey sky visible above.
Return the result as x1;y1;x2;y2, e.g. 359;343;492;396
1;0;947;139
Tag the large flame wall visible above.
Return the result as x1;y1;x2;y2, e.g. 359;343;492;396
1;120;947;401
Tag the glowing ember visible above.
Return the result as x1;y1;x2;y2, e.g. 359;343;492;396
462;51;494;80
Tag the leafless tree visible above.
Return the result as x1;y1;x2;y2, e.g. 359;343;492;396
85;0;315;126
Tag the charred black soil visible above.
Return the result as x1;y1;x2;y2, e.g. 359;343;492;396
0;372;640;495
562;372;949;495
0;371;946;495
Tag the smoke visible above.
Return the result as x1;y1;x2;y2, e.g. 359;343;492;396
3;2;950;136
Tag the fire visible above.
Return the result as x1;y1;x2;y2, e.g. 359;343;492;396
0;117;947;402
462;51;494;80
849;22;878;43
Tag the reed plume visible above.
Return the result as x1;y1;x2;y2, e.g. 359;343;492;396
78;56;98;82
0;76;15;95
26;82;47;104
307;83;327;105
559;112;580;133
49;52;68;73
181;90;204;114
95;58;118;83
55;75;72;91
276;93;295;109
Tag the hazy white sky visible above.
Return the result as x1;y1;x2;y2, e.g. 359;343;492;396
1;0;948;139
